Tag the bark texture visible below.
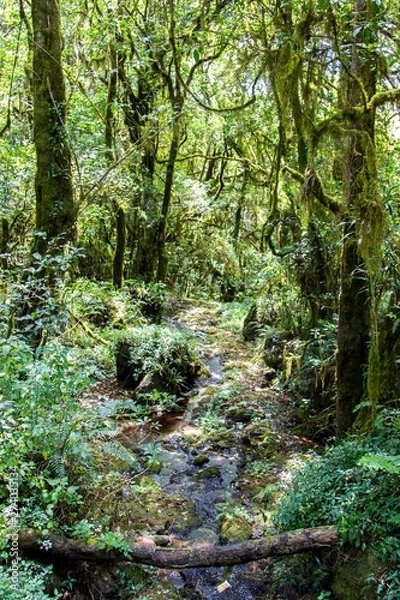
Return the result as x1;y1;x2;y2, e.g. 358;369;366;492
32;0;75;254
18;527;339;568
336;0;381;435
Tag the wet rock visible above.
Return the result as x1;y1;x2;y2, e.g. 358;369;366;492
196;466;222;480
220;517;252;544
134;371;170;398
83;474;199;536
192;454;210;467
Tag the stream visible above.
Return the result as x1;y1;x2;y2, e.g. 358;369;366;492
126;307;308;600
149;358;265;599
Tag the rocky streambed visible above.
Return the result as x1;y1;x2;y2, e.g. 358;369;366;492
110;302;321;600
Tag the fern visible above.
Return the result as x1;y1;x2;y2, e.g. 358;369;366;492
48;454;67;479
102;441;139;468
358;454;400;474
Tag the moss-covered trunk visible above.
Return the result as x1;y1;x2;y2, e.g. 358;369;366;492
336;222;370;433
112;205;126;289
32;0;75;256
156;117;181;282
336;0;383;435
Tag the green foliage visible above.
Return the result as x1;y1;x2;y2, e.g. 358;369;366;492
0;335;139;539
98;531;132;558
127;280;167;322
66;278;144;330
283;318;338;429
216;492;251;522
116;323;201;392
0;340;96;529
253;258;308;336
273;410;400;598
1;240;82;343
0;559;57;600
359;454;400;475
219;300;252;332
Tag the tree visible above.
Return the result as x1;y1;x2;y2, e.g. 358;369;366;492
32;0;75;256
336;0;387;434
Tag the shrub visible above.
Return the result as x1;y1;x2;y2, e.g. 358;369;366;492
115;324;202;394
273;410;400;599
0;559;57;600
0;338;99;532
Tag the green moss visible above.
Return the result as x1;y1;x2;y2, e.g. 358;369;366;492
332;549;380;600
83;475;199;536
220;516;252;544
139;581;181;599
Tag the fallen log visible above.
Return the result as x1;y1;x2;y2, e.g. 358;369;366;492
18;526;339;569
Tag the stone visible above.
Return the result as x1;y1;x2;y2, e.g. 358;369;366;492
220;517;252;544
192;453;210;466
196;466;221;480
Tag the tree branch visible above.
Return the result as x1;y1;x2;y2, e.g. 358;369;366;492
283;166;341;214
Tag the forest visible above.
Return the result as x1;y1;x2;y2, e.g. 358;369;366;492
1;0;400;598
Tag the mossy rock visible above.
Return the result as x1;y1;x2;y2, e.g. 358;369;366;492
115;325;202;394
196;466;221;480
192;453;210;466
139;581;181;599
187;527;219;547
220;517;252;544
242;302;260;341
83;475;199;536
332;549;380;600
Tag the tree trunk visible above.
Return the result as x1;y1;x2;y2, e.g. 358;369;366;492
32;0;75;256
1;217;9;270
104;40;127;290
18;526;339;568
336;222;370;433
336;0;382;435
118;52;158;281
156;118;181;282
112;204;126;289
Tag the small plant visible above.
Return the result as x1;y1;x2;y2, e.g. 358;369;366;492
143;443;163;472
245;460;276;478
216;493;251;522
98;531;132;558
115;324;202;393
138;390;180;413
0;559;57;599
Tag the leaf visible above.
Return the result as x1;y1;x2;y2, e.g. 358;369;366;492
358;454;400;474
193;48;200;62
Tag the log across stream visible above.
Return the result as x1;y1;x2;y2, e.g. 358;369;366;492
18;526;339;567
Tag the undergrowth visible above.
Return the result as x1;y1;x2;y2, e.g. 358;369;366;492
273;409;400;599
